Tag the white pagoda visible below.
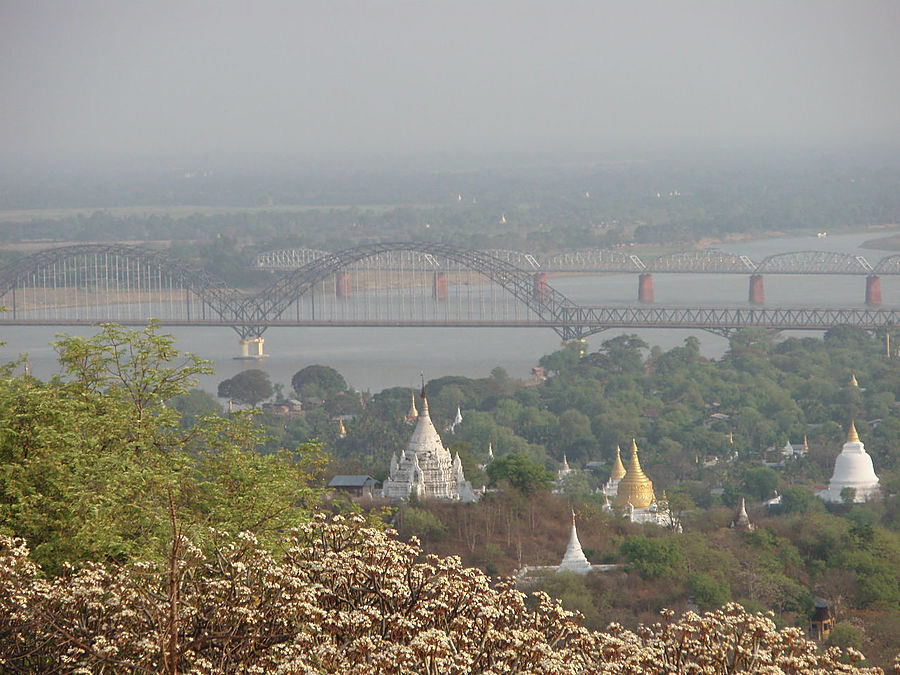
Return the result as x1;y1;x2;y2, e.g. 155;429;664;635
382;388;478;502
558;511;592;574
820;421;880;503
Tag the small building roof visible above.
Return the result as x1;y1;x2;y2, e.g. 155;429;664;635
328;475;377;488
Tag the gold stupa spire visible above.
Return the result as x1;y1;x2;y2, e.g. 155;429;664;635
847;420;860;444
610;445;627;481
338;418;347;438
405;391;419;423
850;373;859;388
614;439;656;509
802;434;808;453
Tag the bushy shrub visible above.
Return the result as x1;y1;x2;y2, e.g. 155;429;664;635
1;514;892;674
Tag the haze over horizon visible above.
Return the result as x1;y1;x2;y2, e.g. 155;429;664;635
2;0;900;172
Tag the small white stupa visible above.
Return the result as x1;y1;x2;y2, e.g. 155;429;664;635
558;511;592;574
820;421;880;503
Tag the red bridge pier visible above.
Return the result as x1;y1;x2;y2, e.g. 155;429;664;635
638;273;654;303
533;272;548;302
749;274;765;304
866;275;882;307
336;271;352;298
432;271;448;300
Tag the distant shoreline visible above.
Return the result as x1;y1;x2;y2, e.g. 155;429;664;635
861;232;900;251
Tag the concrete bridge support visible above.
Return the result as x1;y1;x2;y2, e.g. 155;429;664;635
238;337;266;359
638;273;654;303
533;272;548;302
432;271;448;300
749;274;766;304
336;271;352;298
866;275;882;307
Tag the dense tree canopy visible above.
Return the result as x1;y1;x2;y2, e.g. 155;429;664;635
0;323;320;573
217;368;273;406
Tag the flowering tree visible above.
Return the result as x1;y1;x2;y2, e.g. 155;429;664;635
2;514;894;674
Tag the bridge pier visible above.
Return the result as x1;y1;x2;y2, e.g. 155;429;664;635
638;273;654;303
749;274;765;304
533;272;548;302
866;275;882;307
432;271;448;300
336;271;352;298
237;337;266;360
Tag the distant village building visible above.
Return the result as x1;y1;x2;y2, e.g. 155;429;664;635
819;421;880;503
328;475;378;499
809;599;835;641
781;436;808;458
382;388;479;502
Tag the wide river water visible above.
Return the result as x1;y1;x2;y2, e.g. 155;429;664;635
3;231;899;394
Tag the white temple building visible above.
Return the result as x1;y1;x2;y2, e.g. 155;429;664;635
819;421;880;503
382;388;479;502
558;511;592;574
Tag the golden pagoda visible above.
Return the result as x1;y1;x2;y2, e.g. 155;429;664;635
405;391;419;424
850;373;859;388
614;439;656;509
610;445;627;481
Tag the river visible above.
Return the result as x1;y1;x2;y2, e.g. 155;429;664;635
2;230;899;394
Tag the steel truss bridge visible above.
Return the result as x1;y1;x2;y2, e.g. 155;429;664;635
256;246;900;275
3;243;900;343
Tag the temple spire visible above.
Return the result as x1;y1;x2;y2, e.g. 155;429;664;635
847;420;860;444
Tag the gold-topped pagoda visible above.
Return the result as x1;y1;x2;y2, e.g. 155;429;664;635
405;391;419;424
847;419;859;443
601;445;627;497
614;439;656;509
610;445;627;481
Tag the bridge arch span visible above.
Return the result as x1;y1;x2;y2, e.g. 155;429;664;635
239;242;579;339
647;250;756;273
542;248;645;272
872;254;900;275
0;244;240;322
754;250;873;274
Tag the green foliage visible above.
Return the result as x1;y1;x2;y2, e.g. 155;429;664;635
620;536;686;580
688;573;731;609
217;368;273;406
827;622;864;651
742;467;780;502
485;453;554;494
397;506;447;540
291;364;348;399
778;487;824;516
0;323;321;574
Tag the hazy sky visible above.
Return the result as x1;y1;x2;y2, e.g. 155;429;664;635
2;0;899;166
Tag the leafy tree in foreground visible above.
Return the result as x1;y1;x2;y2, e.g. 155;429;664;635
0;515;888;674
0;323;320;573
